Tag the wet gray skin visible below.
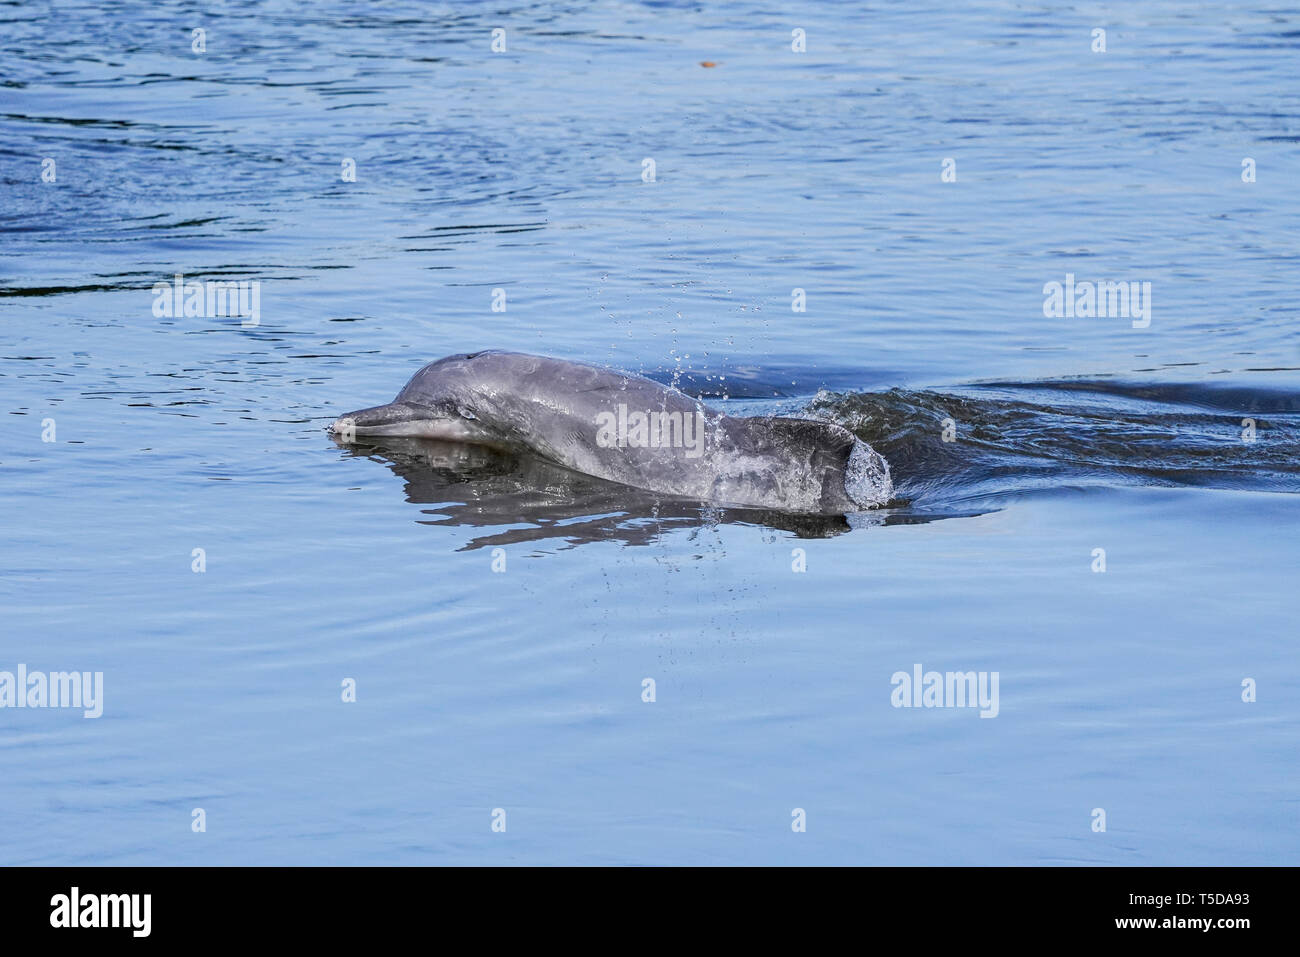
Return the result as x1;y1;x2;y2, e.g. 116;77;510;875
331;351;892;513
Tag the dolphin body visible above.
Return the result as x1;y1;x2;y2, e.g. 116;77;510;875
331;351;892;513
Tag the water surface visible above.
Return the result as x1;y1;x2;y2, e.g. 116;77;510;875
1;0;1297;865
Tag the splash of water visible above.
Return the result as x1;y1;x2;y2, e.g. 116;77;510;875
845;439;894;509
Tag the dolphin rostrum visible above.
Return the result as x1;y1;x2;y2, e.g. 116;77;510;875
331;351;892;513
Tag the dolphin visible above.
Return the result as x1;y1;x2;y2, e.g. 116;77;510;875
330;351;892;513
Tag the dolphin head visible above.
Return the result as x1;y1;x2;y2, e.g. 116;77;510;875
331;353;505;445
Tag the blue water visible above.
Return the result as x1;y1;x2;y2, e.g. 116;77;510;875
1;1;1297;864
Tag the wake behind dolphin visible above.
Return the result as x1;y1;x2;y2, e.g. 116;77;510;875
331;351;893;513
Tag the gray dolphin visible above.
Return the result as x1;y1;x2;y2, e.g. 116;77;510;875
330;351;892;513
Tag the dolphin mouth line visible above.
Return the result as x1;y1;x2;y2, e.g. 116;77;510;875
332;418;424;437
330;400;438;436
331;401;506;446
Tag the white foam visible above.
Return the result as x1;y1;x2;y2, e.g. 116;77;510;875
844;439;893;509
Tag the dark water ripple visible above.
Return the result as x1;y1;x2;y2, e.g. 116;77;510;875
809;380;1300;510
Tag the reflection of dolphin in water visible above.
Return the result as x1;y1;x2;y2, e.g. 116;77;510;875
331;351;893;513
